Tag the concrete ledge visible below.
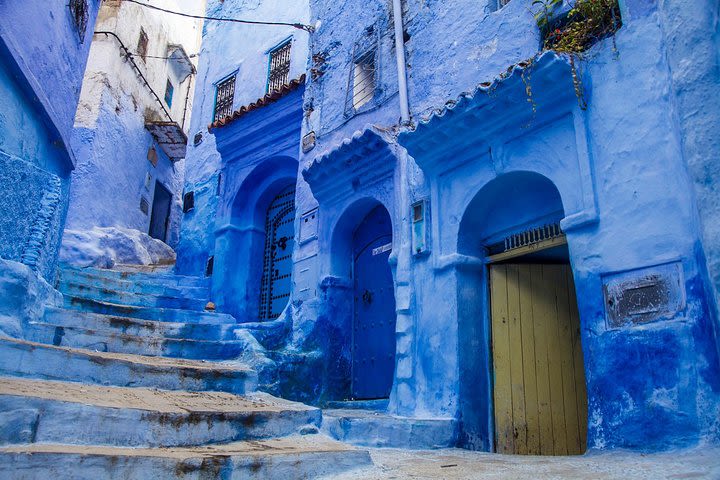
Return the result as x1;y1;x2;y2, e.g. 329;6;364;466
322;409;458;449
0;378;320;448
0;435;372;480
0;337;257;394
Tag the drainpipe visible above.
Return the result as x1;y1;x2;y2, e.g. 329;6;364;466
392;0;410;124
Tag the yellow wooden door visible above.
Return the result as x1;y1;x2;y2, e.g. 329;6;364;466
490;264;588;456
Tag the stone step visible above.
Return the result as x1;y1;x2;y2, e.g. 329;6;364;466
26;321;249;360
43;307;241;341
0;377;320;448
63;296;234;324
57;271;209;299
0;337;256;394
59;264;210;289
0;436;371;480
322;409;458;449
58;281;208;311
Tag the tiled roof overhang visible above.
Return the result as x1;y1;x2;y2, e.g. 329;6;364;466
302;128;397;203
398;52;580;177
209;74;306;131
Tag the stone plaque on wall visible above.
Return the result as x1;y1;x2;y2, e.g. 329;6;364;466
602;261;685;329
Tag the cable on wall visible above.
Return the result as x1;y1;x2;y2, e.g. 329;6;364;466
123;0;315;32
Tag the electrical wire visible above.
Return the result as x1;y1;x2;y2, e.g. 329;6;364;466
123;0;315;32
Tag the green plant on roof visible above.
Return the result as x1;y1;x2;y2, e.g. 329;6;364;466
534;0;621;54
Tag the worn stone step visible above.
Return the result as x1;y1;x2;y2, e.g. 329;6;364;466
0;435;371;480
322;409;458;449
0;377;321;448
0;337;256;394
59;264;210;289
43;307;241;341
58;281;208;311
57;271;209;298
26;321;249;360
63;296;234;324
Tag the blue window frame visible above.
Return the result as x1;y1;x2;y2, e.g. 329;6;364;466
267;39;292;93
164;79;174;108
214;74;236;122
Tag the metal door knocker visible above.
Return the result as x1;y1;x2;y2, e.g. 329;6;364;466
362;289;373;305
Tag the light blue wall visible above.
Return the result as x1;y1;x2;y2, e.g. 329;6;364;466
176;0;309;275
0;0;99;281
66;87;183;244
298;0;720;452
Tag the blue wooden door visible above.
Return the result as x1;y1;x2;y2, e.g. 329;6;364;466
258;184;296;320
352;206;396;399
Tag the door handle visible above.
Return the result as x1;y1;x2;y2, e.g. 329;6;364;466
362;289;373;305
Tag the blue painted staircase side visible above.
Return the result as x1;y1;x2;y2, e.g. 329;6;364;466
0;264;372;478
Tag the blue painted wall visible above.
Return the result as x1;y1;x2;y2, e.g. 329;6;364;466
297;0;720;452
176;0;309;276
0;0;99;281
177;0;720;452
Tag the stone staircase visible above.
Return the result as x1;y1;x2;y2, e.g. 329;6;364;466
0;264;370;479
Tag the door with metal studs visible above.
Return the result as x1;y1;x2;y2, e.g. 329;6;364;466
352;206;396;399
258;184;296;321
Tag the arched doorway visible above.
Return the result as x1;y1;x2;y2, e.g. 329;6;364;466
458;171;588;455
258;183;296;320
351;205;396;399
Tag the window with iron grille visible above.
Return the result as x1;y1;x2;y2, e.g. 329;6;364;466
68;0;89;43
214;75;236;122
137;28;149;61
267;40;292;94
351;49;376;110
164;79;174;108
498;0;511;8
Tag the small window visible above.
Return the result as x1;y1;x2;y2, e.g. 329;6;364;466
214;75;236;122
137;28;149;61
498;0;511;7
183;191;195;213
205;256;215;277
352;49;376;110
140;197;150;215
267;40;292;93
164;80;174;108
69;0;89;43
193;132;203;146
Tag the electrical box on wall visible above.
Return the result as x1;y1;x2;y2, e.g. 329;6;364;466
411;199;430;256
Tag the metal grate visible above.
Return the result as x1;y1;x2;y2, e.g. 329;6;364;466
267;40;292;94
258;185;296;321
213;75;236;122
503;222;563;253
137;28;149;61
350;49;376;110
69;0;89;43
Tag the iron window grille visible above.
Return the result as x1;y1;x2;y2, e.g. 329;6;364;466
348;48;377;112
164;79;174;108
267;40;292;94
498;0;511;8
69;0;89;43
214;75;236;122
137;28;149;61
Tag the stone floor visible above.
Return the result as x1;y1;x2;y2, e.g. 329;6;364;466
322;445;720;480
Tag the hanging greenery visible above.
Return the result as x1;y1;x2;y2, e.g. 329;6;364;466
534;0;621;54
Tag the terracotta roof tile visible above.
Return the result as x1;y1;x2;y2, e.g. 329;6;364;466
208;74;306;131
